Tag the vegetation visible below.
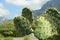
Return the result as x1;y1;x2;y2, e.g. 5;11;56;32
0;37;13;40
0;7;60;40
14;16;31;36
0;20;15;37
34;16;53;40
22;8;33;24
34;8;60;40
4;37;13;40
0;20;15;31
24;36;30;40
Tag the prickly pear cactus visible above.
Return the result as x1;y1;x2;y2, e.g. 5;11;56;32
14;16;31;36
34;16;57;40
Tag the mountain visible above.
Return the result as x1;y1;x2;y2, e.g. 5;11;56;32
33;0;60;16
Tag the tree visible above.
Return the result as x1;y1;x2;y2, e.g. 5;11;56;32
34;8;60;40
24;36;30;40
14;16;31;36
22;8;33;24
34;16;53;40
45;8;60;36
0;20;16;37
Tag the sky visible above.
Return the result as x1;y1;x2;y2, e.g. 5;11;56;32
0;0;50;19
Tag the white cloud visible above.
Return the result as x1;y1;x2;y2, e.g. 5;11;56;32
6;0;50;10
0;3;10;16
0;8;9;16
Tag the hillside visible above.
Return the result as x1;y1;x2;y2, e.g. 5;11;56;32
33;0;60;16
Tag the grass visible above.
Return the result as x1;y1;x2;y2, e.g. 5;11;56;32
24;36;30;40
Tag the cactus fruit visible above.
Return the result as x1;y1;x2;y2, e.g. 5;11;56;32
14;16;31;36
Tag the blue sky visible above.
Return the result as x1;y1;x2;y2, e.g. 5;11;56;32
0;0;50;19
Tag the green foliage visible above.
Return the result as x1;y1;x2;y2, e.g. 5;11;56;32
0;20;15;31
44;8;60;35
24;36;30;40
0;34;4;38
0;7;60;40
0;20;16;37
0;37;13;40
34;8;60;40
14;16;31;36
4;37;13;40
45;8;60;40
22;8;33;24
34;16;53;40
31;21;36;32
12;31;22;37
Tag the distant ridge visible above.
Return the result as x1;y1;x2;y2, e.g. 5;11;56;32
33;0;60;16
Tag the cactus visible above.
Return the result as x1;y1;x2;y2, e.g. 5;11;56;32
14;16;31;36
